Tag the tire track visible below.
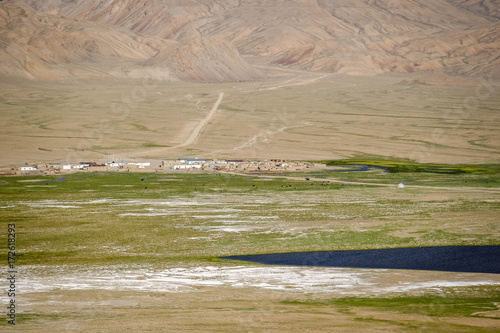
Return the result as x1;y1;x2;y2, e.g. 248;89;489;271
132;92;224;156
180;92;224;148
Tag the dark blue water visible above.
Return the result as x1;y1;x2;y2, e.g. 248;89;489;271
221;246;500;274
39;177;68;184
324;165;391;173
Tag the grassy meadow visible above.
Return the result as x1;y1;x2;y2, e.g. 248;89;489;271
1;164;499;331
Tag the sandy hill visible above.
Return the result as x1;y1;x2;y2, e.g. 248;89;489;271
0;2;165;81
0;0;262;82
445;0;500;20
1;0;499;81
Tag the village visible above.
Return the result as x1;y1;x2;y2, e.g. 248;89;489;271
0;158;319;176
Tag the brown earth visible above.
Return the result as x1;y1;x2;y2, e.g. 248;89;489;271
17;280;500;332
1;0;499;82
1;71;498;166
0;1;262;82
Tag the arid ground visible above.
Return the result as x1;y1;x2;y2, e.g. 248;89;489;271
1;68;499;166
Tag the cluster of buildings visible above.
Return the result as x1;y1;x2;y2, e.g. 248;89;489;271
2;161;153;175
164;158;314;172
61;161;152;171
2;158;316;175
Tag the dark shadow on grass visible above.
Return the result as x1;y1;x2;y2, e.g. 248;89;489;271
221;246;500;273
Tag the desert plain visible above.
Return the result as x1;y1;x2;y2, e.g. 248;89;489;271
1;68;500;166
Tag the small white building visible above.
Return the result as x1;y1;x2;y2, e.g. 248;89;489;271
62;165;72;170
172;164;202;170
398;183;405;188
179;158;205;165
72;164;87;169
106;162;124;167
20;166;37;171
128;162;150;167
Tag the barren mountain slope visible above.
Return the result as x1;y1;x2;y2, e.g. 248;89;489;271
51;0;500;77
146;35;263;82
188;0;499;76
0;1;263;82
4;0;500;80
0;3;168;81
58;0;214;39
446;0;500;20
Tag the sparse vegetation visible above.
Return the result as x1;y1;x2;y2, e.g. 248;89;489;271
2;169;499;267
2;76;500;166
1;167;498;331
284;295;500;319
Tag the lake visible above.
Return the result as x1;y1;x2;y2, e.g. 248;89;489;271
221;246;500;274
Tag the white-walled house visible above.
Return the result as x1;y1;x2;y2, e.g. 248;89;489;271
20;166;37;171
106;162;124;167
72;165;86;169
172;164;202;170
179;158;205;165
128;162;151;167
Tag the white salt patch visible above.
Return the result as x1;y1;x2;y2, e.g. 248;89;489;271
201;226;252;232
119;212;175;217
188;237;214;241
87;199;115;204
120;200;227;207
25;185;57;187
334;200;377;204
381;280;498;294
218;220;266;225
19;201;82;209
192;214;241;219
18;265;500;296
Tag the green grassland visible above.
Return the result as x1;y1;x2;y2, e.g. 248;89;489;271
1;166;499;331
1;167;499;266
284;285;500;319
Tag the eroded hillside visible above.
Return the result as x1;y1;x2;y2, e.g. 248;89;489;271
1;0;499;81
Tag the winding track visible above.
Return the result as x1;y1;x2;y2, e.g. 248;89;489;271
180;92;224;148
253;65;329;91
132;92;224;156
133;65;329;157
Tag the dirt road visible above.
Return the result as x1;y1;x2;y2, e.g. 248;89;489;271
132;92;224;156
180;92;224;148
